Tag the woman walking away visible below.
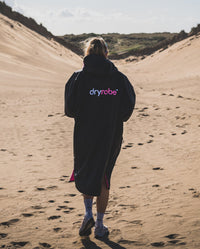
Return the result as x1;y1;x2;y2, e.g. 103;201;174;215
64;37;136;238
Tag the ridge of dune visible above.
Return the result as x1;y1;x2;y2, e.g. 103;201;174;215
0;13;82;85
118;33;200;88
139;33;200;78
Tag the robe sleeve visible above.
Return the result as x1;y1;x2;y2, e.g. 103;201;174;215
121;76;136;122
64;72;80;118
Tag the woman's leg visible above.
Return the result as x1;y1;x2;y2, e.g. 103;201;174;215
79;194;94;236
83;194;94;219
95;180;110;237
96;180;109;214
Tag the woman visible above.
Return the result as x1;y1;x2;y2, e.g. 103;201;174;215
64;37;136;238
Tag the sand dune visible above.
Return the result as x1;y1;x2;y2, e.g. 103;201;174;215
118;33;200;95
0;14;82;83
0;13;200;249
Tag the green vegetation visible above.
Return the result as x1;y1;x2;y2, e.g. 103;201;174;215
59;32;176;59
59;25;200;59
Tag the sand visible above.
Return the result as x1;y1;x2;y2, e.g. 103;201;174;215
0;13;200;249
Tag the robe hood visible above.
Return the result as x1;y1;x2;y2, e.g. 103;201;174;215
83;54;118;75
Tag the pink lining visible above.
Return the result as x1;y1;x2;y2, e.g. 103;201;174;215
69;170;75;182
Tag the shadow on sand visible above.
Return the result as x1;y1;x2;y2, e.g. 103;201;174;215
81;236;127;249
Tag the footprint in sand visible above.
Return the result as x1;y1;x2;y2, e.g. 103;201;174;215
152;184;160;187
119;186;131;189
10;241;29;247
123;143;133;149
138;143;143;146
0;219;20;227
46;186;58;190
188;188;195;191
62;175;68;178
126;143;133;147
65;194;76;197
53;227;61;232
32;205;45;210
56;205;74;212
168;239;181;245
36;187;46;191
48;200;55;203
77;213;83;217
39;242;52;248
18;190;25;193
58;205;68;209
60;175;69;181
139;113;149;117
0;233;8;238
47;215;61;220
153;167;164;170
181;130;187;135
0;187;5;190
131;166;138;169
151;242;165;247
165;234;179;239
0;149;7;152
138;107;148;112
22;213;34;217
63;207;75;213
63;210;70;214
165;234;186;246
147;140;153;143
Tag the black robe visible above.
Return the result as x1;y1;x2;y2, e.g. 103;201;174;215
64;54;136;196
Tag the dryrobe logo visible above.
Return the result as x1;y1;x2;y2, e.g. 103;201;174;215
89;88;118;96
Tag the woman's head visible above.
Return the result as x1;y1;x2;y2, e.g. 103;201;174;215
85;37;108;58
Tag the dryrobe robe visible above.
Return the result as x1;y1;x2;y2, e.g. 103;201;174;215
65;54;136;196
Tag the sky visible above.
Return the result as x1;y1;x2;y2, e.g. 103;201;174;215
3;0;200;35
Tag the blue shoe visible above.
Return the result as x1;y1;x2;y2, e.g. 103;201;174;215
79;217;95;236
94;225;109;239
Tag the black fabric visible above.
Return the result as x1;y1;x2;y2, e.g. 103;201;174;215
65;54;136;196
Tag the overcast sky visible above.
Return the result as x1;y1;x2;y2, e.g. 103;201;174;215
4;0;200;35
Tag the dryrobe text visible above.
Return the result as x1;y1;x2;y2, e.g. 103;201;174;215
89;88;118;96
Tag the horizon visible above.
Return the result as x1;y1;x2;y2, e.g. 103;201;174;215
3;0;200;36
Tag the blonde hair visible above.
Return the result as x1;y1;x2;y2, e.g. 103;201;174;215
85;37;108;57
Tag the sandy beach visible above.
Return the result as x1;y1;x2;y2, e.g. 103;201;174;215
0;14;200;249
